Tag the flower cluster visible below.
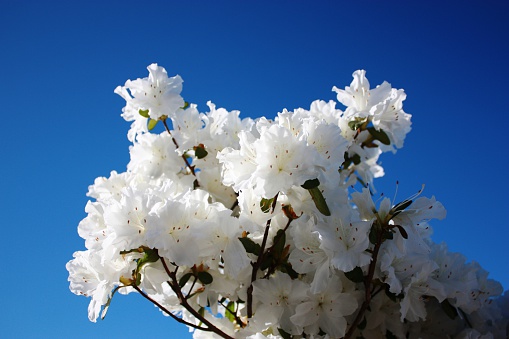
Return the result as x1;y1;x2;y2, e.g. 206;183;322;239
67;64;508;338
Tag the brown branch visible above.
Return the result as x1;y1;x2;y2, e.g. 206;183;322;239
343;223;384;339
263;217;293;279
219;300;246;328
132;284;207;331
247;193;279;318
160;257;234;339
162;119;199;183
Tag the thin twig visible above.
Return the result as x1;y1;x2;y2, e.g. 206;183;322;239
219;300;246;328
263;217;293;278
247;193;279;318
160;257;234;339
344;222;384;339
186;276;198;299
132;284;207;331
162;119;199;181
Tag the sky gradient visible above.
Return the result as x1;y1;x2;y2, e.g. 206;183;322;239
1;1;508;337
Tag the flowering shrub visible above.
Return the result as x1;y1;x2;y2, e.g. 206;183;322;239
67;64;508;338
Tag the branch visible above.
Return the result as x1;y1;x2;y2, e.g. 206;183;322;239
344;222;384;339
219;300;246;328
132;284;208;331
263;217;293;279
162;119;199;184
247;193;279;318
160;257;234;339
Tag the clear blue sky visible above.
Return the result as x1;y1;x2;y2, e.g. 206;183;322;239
1;1;507;337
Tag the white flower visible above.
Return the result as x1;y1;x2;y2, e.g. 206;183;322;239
308;99;343;125
200;101;252;152
430;243;478;308
288;218;332;294
217;130;258;192
127;132;183;179
379;245;435;295
252;124;326;198
114;64;184;141
69;64;509;337
86;170;130;202
290;275;357;338
253;272;309;334
202;212;251;279
66;249;134;322
333;70;373;114
77;201;108;250
170;103;204;152
360;293;407;339
220;122;327;198
370;88;411;151
102;186;159;257
399;261;446;322
302;120;349;172
333;70;411;153
392;196;447;227
145;198;201;267
196;166;237;208
317;205;372;272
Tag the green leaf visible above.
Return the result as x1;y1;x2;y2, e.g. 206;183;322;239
441;299;458;320
136;272;142;286
182;101;190;110
301;178;320;189
342;152;352;169
198;306;205;317
358;316;367;330
281;263;299;279
141;248;160;263
148;119;158;130
194;144;208;159
390;199;412;217
386;330;397;339
133;248;160;285
306;186;331;216
394;225;408;239
260;198;274;213
135;247;159;271
367;127;391;145
369;226;379;245
260;253;273;271
101;286;122;320
348;118;366;131
119;247;144;255
352;153;361;165
278;328;293;339
225;301;236;323
384;286;402;303
179;273;193;288
345;266;364;283
139;109;149;118
272;230;286;259
197;271;213;285
239;237;261;255
383;230;394;240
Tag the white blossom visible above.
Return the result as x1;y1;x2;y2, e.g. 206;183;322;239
68;65;508;338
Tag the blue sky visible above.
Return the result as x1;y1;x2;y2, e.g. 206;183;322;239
1;1;508;337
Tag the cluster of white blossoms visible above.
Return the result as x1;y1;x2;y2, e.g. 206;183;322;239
67;64;508;339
